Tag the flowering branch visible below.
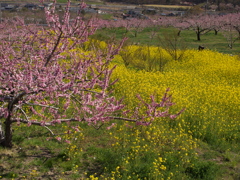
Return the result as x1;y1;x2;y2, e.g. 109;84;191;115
0;0;183;148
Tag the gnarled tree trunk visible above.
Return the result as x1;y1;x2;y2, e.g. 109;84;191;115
3;116;13;148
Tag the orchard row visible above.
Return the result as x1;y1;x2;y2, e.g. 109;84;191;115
94;13;240;48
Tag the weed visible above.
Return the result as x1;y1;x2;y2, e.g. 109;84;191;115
185;161;219;179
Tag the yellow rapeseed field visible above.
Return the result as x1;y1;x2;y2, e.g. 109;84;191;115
60;42;239;179
98;46;240;179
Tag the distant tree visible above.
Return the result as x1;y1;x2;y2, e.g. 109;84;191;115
172;17;190;36
230;13;240;38
158;29;187;61
234;5;240;12
210;15;224;35
221;13;240;49
185;15;212;41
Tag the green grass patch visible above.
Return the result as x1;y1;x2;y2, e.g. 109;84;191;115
93;26;240;55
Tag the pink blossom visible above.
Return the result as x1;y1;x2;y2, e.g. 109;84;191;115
106;123;116;130
65;140;71;144
56;137;61;141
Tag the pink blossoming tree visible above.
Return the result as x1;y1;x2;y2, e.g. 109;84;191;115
0;0;182;148
185;15;212;41
220;13;240;49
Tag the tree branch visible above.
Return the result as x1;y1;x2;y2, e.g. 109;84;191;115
25;103;59;110
8;92;27;111
44;30;63;67
11;118;79;126
14;105;29;122
43;126;55;136
110;116;139;122
10;116;145;126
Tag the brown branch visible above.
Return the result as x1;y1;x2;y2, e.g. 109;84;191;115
25;103;59;110
10;116;142;126
8;92;27;111
11;118;80;126
10;116;149;131
0;95;13;102
110;116;139;122
44;30;63;67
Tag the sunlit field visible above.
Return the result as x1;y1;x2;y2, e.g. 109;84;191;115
100;46;240;179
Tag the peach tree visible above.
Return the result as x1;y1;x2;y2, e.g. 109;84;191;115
0;0;182;148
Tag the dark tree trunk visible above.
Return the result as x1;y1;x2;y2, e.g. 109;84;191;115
3;116;13;148
1;92;26;148
177;30;181;36
197;32;201;41
196;27;201;41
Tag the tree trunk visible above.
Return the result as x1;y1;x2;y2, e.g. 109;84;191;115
134;31;138;38
177;30;181;36
3;116;13;148
0;122;5;145
197;32;201;41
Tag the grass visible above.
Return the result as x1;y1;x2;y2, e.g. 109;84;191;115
93;26;240;55
0;124;92;179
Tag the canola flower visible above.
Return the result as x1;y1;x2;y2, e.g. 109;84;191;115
112;47;240;143
94;46;240;179
78;43;239;179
